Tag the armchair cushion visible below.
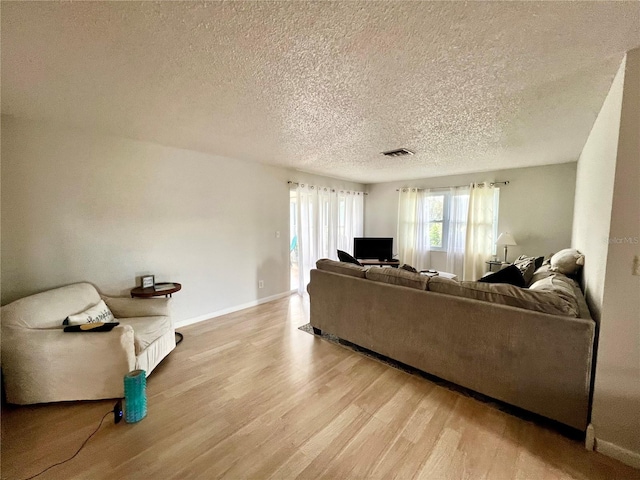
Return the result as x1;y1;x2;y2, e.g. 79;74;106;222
120;316;173;355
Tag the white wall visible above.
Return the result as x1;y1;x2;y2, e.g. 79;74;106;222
0;116;363;324
571;58;625;322
365;163;577;271
577;50;640;465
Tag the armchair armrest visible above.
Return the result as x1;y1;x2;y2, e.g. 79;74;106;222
101;295;171;318
1;325;136;404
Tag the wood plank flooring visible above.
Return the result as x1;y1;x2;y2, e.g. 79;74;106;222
2;294;639;479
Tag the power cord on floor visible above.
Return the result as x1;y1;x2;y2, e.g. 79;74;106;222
175;331;183;345
21;409;112;480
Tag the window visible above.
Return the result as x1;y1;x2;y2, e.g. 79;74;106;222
424;194;447;250
419;188;499;252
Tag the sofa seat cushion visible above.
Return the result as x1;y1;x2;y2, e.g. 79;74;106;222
119;316;173;355
366;266;429;290
316;258;367;278
428;277;579;317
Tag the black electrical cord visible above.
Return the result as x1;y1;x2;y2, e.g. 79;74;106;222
21;410;112;480
175;331;183;345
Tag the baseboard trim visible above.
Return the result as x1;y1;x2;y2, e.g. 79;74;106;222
585;424;595;450
596;437;640;469
174;291;294;328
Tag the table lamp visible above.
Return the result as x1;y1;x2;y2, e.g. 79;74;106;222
496;232;517;263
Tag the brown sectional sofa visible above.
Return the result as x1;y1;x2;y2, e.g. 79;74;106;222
308;259;595;431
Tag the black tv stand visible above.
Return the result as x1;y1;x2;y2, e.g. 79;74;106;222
359;259;400;267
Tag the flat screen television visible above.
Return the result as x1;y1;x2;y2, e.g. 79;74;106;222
353;237;393;261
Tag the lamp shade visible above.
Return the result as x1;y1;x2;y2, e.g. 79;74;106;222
496;232;517;246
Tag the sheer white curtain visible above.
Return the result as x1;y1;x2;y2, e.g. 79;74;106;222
445;186;470;278
296;184;363;295
397;188;431;270
336;191;364;253
463;183;496;281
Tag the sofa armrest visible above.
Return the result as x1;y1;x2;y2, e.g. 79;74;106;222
101;295;171;318
1;325;136;404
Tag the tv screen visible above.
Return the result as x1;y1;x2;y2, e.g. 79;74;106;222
353;237;393;261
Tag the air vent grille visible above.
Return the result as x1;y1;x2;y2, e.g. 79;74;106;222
381;148;414;157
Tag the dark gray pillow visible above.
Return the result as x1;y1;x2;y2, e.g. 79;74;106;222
337;250;362;266
478;264;525;287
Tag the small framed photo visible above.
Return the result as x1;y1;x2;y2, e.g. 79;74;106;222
141;275;155;289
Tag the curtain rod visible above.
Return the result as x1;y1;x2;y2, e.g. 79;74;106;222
288;181;368;195
395;180;509;192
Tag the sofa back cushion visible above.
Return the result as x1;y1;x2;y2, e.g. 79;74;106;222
1;283;102;329
529;275;581;318
316;258;367;278
366;266;429;290
428;276;579;317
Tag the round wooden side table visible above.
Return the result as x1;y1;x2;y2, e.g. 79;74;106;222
130;282;182;298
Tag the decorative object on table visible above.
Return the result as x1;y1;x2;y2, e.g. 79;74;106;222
154;282;176;292
124;369;147;423
496;232;517;263
400;263;418;273
549;248;585;275
419;269;439;276
141;275;155;288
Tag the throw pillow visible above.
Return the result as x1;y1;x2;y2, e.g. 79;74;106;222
64;299;115;326
534;256;545;270
550;248;585;275
337;250;362;266
513;255;536;285
478;264;525;287
400;263;418;273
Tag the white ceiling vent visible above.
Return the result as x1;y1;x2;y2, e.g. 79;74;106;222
381;148;414;157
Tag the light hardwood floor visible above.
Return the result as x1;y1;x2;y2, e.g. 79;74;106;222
2;295;639;480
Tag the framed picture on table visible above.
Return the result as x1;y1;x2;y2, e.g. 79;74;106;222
141;275;155;289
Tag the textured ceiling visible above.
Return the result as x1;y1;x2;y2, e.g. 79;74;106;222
2;2;639;183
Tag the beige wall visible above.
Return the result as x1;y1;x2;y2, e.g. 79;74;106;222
0;116;363;324
364;163;577;271
580;49;640;463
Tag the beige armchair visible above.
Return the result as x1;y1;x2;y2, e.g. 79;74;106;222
1;283;175;404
